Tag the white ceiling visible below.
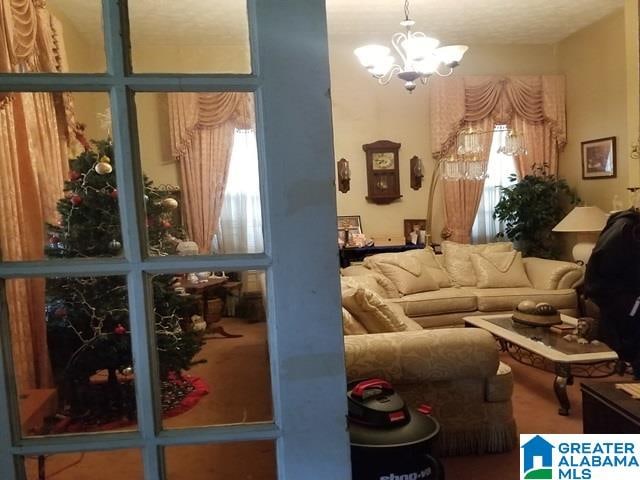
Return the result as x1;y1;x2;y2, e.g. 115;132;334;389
49;0;625;46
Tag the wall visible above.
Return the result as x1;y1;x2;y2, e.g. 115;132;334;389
557;9;629;211
330;38;560;241
626;0;640;187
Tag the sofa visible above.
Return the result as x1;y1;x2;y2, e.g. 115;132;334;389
340;241;584;456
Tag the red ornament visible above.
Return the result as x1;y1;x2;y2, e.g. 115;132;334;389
49;235;60;243
110;188;118;199
69;170;81;181
54;307;67;318
114;324;126;335
70;194;82;206
161;220;172;229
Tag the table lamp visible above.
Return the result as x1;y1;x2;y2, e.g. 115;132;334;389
552;206;608;264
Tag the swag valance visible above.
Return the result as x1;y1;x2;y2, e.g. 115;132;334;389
430;75;566;174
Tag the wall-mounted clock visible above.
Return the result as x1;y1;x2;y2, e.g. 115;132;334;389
362;140;402;204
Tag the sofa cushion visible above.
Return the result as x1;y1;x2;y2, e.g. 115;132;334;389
469;287;578;312
470;251;531;288
442;241;513;286
342;307;368;335
343;287;408;333
364;248;450;288
375;257;440;295
390;288;478;317
341;265;400;298
388;302;423;331
341;274;388;298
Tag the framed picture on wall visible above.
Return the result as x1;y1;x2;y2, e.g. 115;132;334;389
581;137;616;179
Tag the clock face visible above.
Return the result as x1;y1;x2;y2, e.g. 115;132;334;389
372;152;395;170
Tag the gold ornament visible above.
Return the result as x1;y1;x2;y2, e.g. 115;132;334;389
99;155;111;163
161;197;179;209
95;162;113;175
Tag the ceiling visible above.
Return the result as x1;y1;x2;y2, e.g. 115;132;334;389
49;0;625;46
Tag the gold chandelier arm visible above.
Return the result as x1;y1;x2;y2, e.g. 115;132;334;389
376;64;402;85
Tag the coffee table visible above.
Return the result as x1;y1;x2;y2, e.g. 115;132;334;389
464;314;618;416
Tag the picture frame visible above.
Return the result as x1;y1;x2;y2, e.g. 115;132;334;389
337;215;362;235
581;137;616;179
403;219;427;244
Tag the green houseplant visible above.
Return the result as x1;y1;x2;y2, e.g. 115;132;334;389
493;164;579;258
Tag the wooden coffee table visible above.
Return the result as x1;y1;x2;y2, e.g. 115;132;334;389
464;314;618;416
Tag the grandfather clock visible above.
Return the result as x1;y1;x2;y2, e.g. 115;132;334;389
362;140;402;204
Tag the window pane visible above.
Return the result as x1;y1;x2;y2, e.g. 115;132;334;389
0;1;107;73
4;276;138;437
21;449;143;479
151;270;272;430
135;92;264;256
164;441;276;480
128;1;251;73
0;92;125;261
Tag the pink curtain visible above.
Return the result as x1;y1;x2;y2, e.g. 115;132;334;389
430;75;566;242
442;117;494;243
169;93;254;253
0;1;76;392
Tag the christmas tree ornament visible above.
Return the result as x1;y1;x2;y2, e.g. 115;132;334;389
54;307;68;318
121;366;134;376
70;194;82;206
99;155;111;164
69;170;81;181
114;324;126;335
161;197;179;210
144;194;149;203
109;188;118;199
49;235;60;244
95;162;113;175
108;239;122;252
161;220;172;229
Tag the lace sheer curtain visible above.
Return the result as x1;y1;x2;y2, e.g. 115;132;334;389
214;129;263;254
471;126;518;244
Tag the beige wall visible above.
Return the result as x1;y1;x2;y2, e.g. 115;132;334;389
626;0;640;187
330;39;560;241
558;9;629;212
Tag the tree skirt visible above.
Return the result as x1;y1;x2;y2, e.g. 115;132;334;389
51;374;208;434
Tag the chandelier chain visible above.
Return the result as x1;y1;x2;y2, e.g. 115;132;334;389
404;0;410;21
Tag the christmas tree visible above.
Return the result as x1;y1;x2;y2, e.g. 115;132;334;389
45;139;203;422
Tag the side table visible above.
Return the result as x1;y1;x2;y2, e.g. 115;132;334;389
183;277;242;338
581;381;640;433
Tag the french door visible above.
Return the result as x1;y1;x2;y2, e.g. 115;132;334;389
0;1;350;478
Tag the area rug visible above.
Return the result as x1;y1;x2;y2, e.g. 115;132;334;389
51;374;209;434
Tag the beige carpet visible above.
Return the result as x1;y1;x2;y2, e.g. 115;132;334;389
25;324;627;479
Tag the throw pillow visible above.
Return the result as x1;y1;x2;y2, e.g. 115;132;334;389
375;257;440;295
342;287;408;333
470;251;532;288
340;275;388;299
342;263;401;298
442;240;513;286
387;302;423;331
342;307;368;335
406;248;451;287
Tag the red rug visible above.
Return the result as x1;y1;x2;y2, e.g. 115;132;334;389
52;374;209;434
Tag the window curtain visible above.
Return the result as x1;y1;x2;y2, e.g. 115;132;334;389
471;127;518;244
0;0;78;392
168;93;254;254
430;75;566;243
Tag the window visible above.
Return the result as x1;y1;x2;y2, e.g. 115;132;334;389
471;126;518;244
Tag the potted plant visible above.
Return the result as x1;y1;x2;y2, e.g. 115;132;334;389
493;164;579;258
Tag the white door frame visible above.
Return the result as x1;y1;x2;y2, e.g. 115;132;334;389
0;1;350;478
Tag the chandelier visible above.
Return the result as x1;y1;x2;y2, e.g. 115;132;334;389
354;0;468;92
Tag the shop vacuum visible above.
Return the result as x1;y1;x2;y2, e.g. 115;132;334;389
348;379;444;480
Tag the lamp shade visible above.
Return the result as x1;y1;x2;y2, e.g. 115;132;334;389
552;206;608;233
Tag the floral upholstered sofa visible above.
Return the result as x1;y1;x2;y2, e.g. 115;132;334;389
340;241;584;456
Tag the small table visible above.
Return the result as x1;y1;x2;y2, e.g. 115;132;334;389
183;277;242;338
464;314;618;416
581;381;640;433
